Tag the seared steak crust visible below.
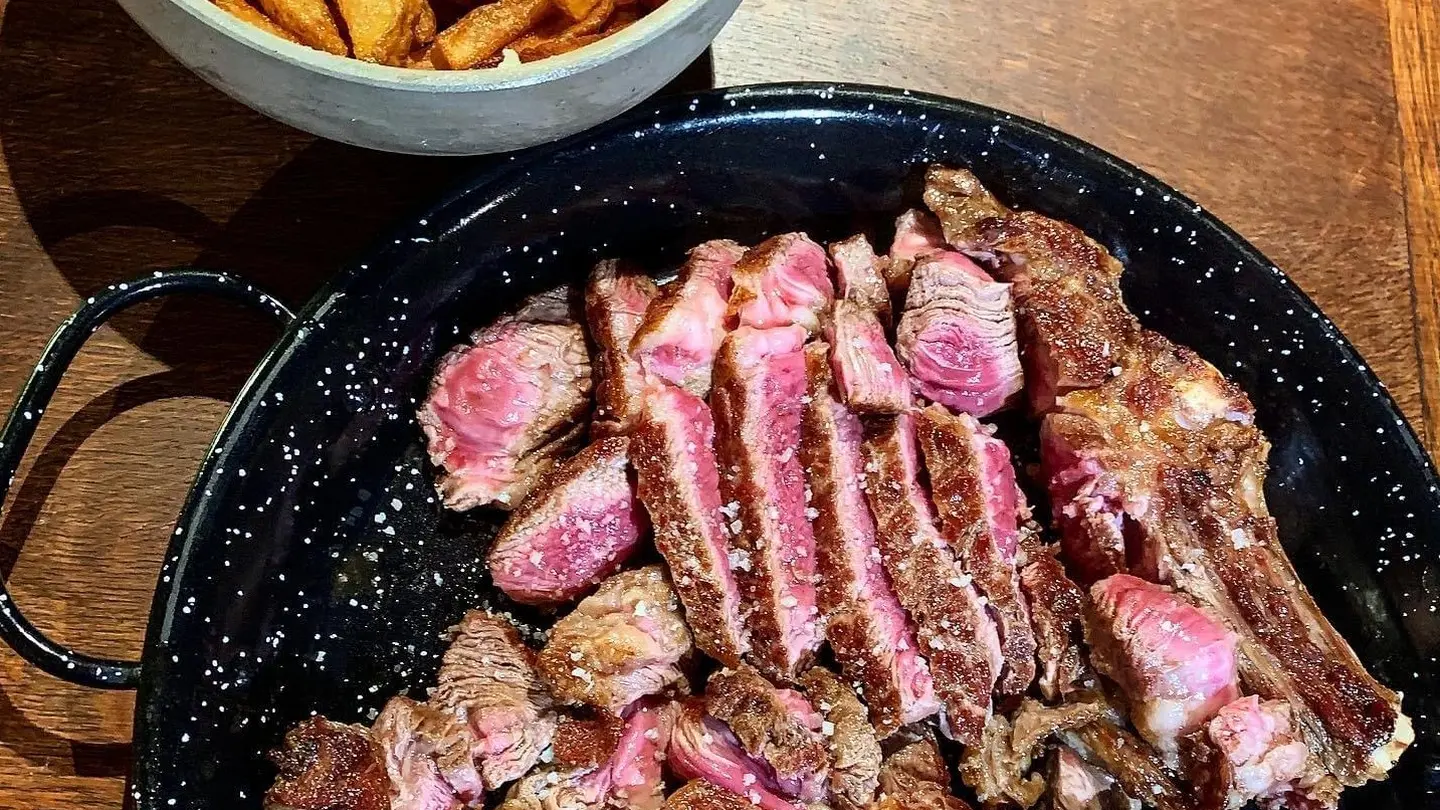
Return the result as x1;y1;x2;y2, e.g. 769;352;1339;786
799;667;883;810
266;718;392;810
1018;540;1088;701
586;260;660;436
630;240;745;397
705;666;829;791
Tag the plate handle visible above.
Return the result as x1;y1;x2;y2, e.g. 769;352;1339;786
0;270;293;689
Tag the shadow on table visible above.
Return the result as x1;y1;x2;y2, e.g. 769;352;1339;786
0;0;712;781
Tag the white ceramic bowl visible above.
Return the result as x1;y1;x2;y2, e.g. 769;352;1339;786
117;0;742;155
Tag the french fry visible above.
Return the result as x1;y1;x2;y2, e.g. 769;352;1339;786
213;0;303;44
514;31;605;61
260;0;349;54
336;0;423;64
430;0;553;69
412;0;437;45
513;0;614;61
552;0;600;20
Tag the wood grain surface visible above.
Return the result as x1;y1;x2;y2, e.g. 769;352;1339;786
0;0;1432;806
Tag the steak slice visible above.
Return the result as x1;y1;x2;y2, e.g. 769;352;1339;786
373;697;467;810
896;250;1023;417
667;700;808;810
800;343;937;735
727;233;834;333
705;666;829;800
915;404;1037;695
1061;723;1193;810
1018;540;1088;701
537;566;693;714
430;611;558;790
1086;574;1240;762
945;166;1412;788
826;300;912;415
957;696;1114;809
630;239;745;397
487;436;648;606
1047;747;1131;810
663;780;756;810
712;325;822;682
1185;696;1332;810
860;413;1001;745
266;717;392;810
829;234;893;328
586;260;660;437
886;208;946;293
630;378;749;667
798;667;882;810
419;304;592;511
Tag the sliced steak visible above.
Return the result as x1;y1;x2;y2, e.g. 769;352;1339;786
915;404;1037;694
586;260;660;436
663;780;756;810
630;379;749;667
705;666;829;799
1185;696;1331;810
552;710;627;771
878;733;949;797
419;305;592;511
896;250;1023;417
800;343;937;735
1047;747;1132;810
798;667;882;810
958;694;1118;810
666;700;807;810
860;413;1001;745
430;611;557;790
711;325;821;682
920;165;1009;247
1062;723;1193;810
266;717;392;810
1018;541;1088;702
630;240;745;397
373;697;466;810
886;208;946;293
946;165;1412;788
497;764;607;810
1086;574;1240;762
538;566;693;713
487;436;648;606
829;233;893;328
727;233;834;333
826;300;912;415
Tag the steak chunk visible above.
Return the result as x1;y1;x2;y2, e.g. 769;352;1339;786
1186;696;1329;810
538;566;694;713
826;300;912;415
630;379;749;667
829;234;893;327
487;436;648;606
1061;723;1193;810
419;299;592;511
1086;575;1240;761
373;697;466;810
705;666;829;799
800;344;937;735
798;667;882;810
886;208;946;292
711;326;821;682
1018;541;1088;702
586;260;660;436
663;780;755;810
1047;747;1131;810
875;733;974;810
266;717;392;810
915;404;1037;695
666;700;806;810
896;251;1023;417
727;233;834;333
430;611;558;790
860;413;1001;745
631;240;745;397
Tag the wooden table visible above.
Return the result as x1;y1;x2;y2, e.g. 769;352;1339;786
0;0;1434;806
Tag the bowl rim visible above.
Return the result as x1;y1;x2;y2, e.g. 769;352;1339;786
165;0;716;91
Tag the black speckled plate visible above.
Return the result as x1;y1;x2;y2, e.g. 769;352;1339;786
3;84;1436;809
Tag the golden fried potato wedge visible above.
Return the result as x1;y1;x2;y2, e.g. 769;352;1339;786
552;0;599;20
213;0;303;43
412;0;437;45
260;0;349;54
431;0;553;69
336;0;426;64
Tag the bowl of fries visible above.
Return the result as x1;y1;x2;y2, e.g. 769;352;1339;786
117;0;741;154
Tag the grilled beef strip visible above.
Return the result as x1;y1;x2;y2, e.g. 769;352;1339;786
266;718;393;810
662;780;757;810
1182;695;1335;810
374;697;468;809
798;667;883;810
419;292;593;512
704;666;830;798
1046;747;1135;810
711;325;822;682
800;343;938;735
1018;538;1089;702
1060;723;1193;810
829;233;895;328
957;695;1114;809
860;413;1001;745
727;233;834;334
896;251;1024;417
666;699;808;810
537;566;693;714
630;240;745;397
915;404;1038;695
924;165;1412;788
886;208;946;293
827;299;913;415
586;260;661;437
487;436;648;606
875;730;975;810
